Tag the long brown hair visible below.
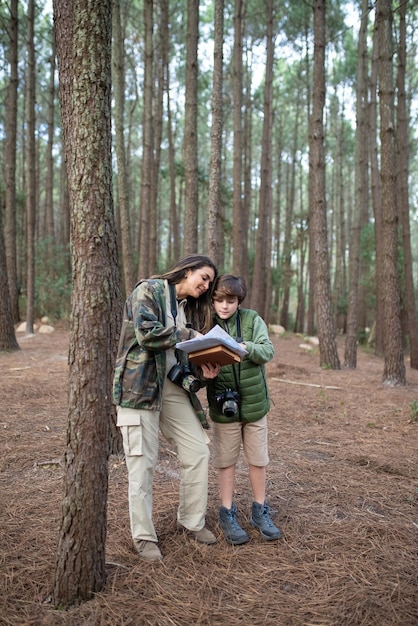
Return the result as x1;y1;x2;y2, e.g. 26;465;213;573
152;254;218;333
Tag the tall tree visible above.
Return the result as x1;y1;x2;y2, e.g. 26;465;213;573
0;207;20;352
164;16;180;266
232;0;244;274
4;0;19;323
344;0;369;368
137;0;154;279
52;0;122;606
25;0;36;335
251;0;274;320
369;14;384;356
113;0;135;294
396;0;418;369
44;28;56;255
207;0;224;266
280;64;303;330
377;0;405;385
309;0;340;369
183;0;199;253
150;0;166;271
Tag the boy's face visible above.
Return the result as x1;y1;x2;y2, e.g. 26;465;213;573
213;295;239;320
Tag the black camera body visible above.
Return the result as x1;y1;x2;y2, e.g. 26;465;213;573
168;363;202;393
216;389;240;418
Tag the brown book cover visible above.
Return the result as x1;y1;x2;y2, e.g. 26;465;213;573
188;345;243;366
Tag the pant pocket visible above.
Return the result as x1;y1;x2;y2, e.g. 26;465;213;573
121;425;143;456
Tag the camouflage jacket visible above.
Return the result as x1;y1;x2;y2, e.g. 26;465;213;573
112;279;209;428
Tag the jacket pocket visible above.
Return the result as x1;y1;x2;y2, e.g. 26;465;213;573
125;351;157;401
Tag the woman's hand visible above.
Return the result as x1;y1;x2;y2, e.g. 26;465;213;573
200;362;221;379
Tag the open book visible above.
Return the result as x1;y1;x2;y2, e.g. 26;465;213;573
176;325;248;366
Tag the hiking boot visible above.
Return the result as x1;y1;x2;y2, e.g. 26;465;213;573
134;540;163;562
178;525;217;544
219;503;249;545
250;500;282;541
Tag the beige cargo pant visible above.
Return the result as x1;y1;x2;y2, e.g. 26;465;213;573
118;378;211;544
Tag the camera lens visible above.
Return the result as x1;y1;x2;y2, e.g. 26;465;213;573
182;375;202;393
222;399;238;417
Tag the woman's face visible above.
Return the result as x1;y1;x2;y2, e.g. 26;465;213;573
175;265;215;300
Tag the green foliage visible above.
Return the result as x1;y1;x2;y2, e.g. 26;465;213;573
34;239;72;321
409;400;418;423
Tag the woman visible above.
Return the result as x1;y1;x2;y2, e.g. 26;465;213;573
113;255;220;562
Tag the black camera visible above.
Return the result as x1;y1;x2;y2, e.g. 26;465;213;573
216;389;240;418
168;363;203;393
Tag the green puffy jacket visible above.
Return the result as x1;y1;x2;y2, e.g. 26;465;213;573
206;309;274;424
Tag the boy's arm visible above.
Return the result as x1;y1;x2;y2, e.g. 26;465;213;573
242;314;274;365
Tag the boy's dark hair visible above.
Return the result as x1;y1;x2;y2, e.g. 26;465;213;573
212;274;247;304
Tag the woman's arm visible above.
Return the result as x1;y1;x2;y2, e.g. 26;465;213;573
132;281;196;351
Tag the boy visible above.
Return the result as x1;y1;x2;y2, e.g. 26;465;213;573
206;275;282;545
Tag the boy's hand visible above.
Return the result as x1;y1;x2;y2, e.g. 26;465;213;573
200;363;221;378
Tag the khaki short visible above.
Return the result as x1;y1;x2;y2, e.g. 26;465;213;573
211;416;269;468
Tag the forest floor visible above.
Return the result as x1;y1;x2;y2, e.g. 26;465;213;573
0;327;417;626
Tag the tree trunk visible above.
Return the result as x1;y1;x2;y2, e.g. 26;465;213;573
183;0;199;253
332;107;347;335
377;0;405;385
369;19;384;356
251;0;274;322
45;30;56;258
150;1;166;273
0;206;20;352
52;0;122;606
309;0;340;369
241;51;251;291
113;0;135;295
280;64;302;330
304;19;315;337
344;0;369;368
207;0;224;266
396;0;418;369
166;59;179;265
137;0;154;280
232;0;243;274
25;0;36;336
5;0;20;324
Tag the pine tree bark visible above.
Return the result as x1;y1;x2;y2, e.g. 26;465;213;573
24;0;36;336
396;0;418;369
309;0;340;369
377;0;405;385
137;0;154;280
207;0;224;266
369;19;384;356
280;64;302;330
0;207;20;352
45;31;56;255
344;0;369;367
183;0;199;253
251;0;274;321
52;0;122;606
150;2;166;272
5;0;20;324
232;0;244;274
113;0;135;294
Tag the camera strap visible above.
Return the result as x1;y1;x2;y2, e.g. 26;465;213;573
168;283;178;327
222;311;242;420
168;282;180;362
